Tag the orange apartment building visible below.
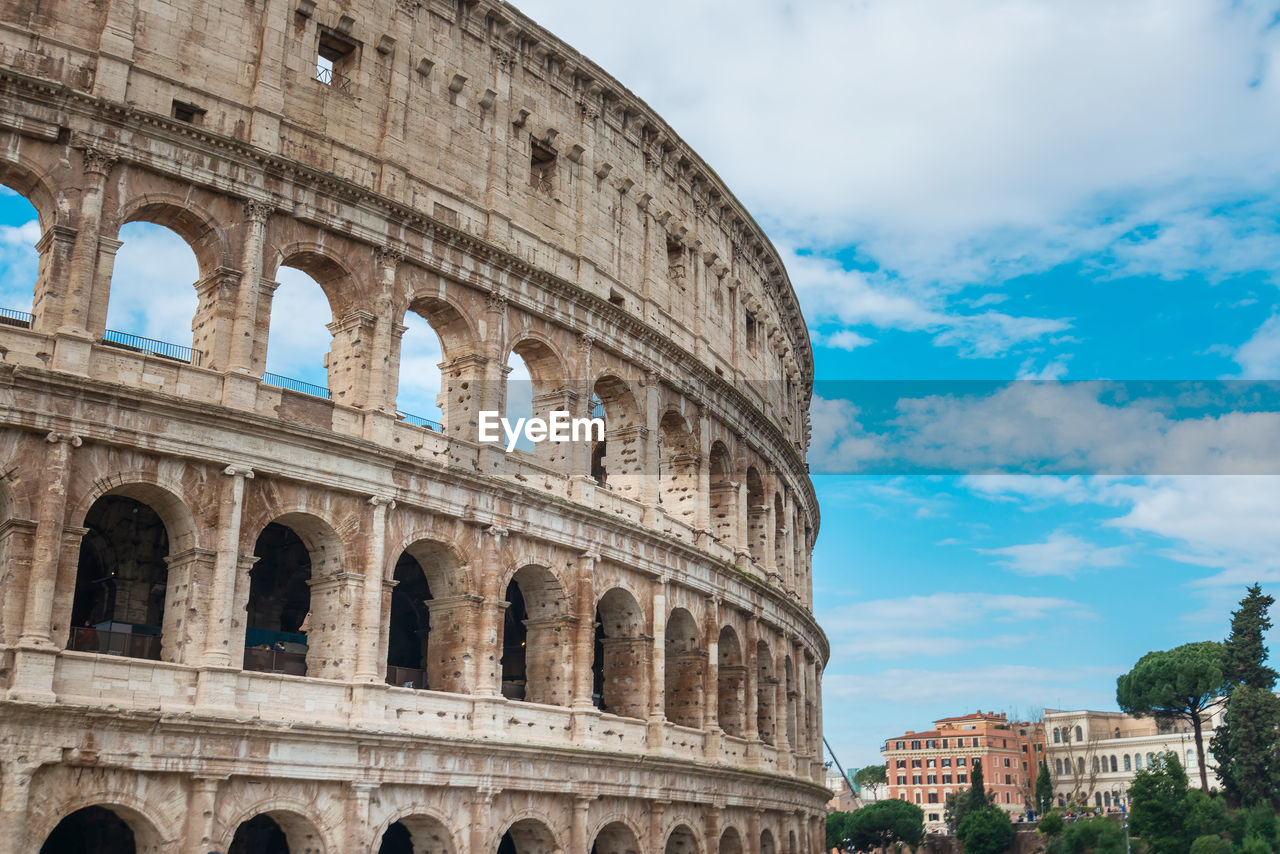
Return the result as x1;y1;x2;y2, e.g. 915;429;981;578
881;711;1047;831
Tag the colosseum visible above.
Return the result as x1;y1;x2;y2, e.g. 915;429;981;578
0;0;826;851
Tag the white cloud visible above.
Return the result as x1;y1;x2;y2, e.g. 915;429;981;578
0;218;40;311
811;328;874;351
104;223;200;345
979;531;1128;577
1235;314;1280;378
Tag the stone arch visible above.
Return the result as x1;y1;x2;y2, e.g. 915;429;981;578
371;809;458;854
31;795;172;854
505;335;568;460
388;538;468;692
405;295;477;366
224;805;329;854
243;511;346;679
745;467;766;564
658;410;698;524
398;294;478;432
495;816;560;854
501;563;571;705
593;585;648;719
0;154;60;232
717;827;744;854
760;828;776;854
756;639;776;745
708;441;734;545
0;154;63;332
505;333;566;393
591;819;642;854
663;822;701;854
66;479;200;664
590;374;643;495
717;624;746;737
664;606;705;728
117;194;229;274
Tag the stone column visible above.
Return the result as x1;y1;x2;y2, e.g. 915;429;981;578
744;618;759;744
326;310;376;407
227;201;272;373
640;370;660;513
161;546;218;666
0;762;36;849
307;571;363;680
474;526;507;696
763;467;778;579
440;353;490;440
345;783;376;852
568;334;595;485
748;810;762;854
191;267;243;371
704;805;720;854
648;584;667;728
571;795;592;853
366;248;402;415
695;406;712;536
469;787;495;854
570;551;598;710
203;466;254;667
648;800;666;854
59;149;114;338
18;433;79;648
774;634;791;769
702;600;721;754
182;776;221;853
523;614;575;706
30;224;78;336
424;593;482;693
734;481;749;566
355;496;395;682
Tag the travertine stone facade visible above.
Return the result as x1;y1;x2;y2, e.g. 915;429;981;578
0;0;826;851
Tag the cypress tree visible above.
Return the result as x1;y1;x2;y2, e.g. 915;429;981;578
1035;759;1054;816
1213;584;1280;807
970;757;987;813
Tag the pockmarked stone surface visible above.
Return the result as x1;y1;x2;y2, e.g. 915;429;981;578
0;0;827;850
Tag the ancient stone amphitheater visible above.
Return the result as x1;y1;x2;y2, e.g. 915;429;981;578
0;0;826;851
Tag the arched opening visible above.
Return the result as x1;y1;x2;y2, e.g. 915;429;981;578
718;828;744;854
708;442;734;545
381;815;454;854
760;829;776;854
788;830;797;854
69;494;173;661
658;411;697;524
497;818;557;854
591;821;641;854
40;806;135;854
104;221;201;363
785;655;798;747
717;626;746;737
664;824;699;854
386;550;433;690
664;607;705;728
504;338;566;459
263;257;341;399
0;183;42;321
244;516;336;677
229;815;289;853
757;640;776;745
746;467;766;564
501;565;569;706
772;492;787;579
395;308;446;431
592;375;642;497
593;587;648;719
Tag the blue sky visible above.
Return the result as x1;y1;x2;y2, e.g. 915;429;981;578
3;0;1280;775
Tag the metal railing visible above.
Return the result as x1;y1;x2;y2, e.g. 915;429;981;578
396;410;442;432
243;646;307;676
262;372;332;399
102;329;202;365
68;625;162;660
0;307;33;328
315;66;351;90
591;401;605;420
385;664;429;690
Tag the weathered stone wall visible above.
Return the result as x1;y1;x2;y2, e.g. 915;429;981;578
0;0;827;851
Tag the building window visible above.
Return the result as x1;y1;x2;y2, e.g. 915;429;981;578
896;741;904;750
1004;758;1011;767
1092;756;1100;773
896;760;906;769
897;775;907;785
1005;792;1011;803
1124;754;1132;771
941;758;951;767
942;774;952;784
915;792;922;804
912;759;922;769
1095;792;1103;807
1135;754;1143;770
1111;755;1118;772
1076;726;1084;742
530;140;557;192
941;738;949;748
958;773;968;784
927;759;936;768
1055;758;1063;774
927;793;939;804
928;813;939;821
957;758;966;767
1005;774;1012;784
927;775;937;784
745;312;758;352
171;100;206;124
1078;758;1086;775
316;30;357;89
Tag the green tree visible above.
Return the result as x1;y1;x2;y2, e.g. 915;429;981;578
853;764;887;799
1035;759;1054;816
1116;641;1229;792
1211;585;1280;807
1037;810;1064;838
1188;837;1232;854
844;799;924;852
970;757;987;812
1060;816;1125;854
957;807;1014;854
825;810;858;852
1182;789;1230;840
1128;752;1189;854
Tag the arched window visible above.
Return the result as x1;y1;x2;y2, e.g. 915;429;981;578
1053;727;1061;743
39;806;138;853
1078;757;1085;775
1123;754;1131;771
593;587;647;720
717;626;746;737
264;264;336;397
1055;758;1063;775
0;186;41;317
1147;752;1156;767
1187;749;1194;767
393;311;445;429
1135;753;1143;771
746;467;766;563
756;639;776;744
1110;755;1118;772
501;565;569;706
1092;756;1100;773
244;522;314;676
1075;725;1084;742
1095;792;1102;807
385;542;463;691
1104;791;1111;807
105;222;200;362
664;608;704;728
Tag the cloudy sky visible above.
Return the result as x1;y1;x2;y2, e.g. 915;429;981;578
2;0;1279;775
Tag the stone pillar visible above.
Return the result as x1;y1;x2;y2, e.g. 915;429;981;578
226;201;272;374
569;334;595;483
203;466;253;667
783;493;797;594
600;636;650;720
18;433;78;648
748;810;762;854
345;782;376;852
424;593;482;693
191;267;243;371
744;618;759;743
326;309;375;407
571;795;591;854
704;805;720;854
0;762;35;850
523;614;575;706
469;787;495;854
355;497;395;682
649;800;666;854
161;546;218;666
571;551;598;710
763;468;778;579
307;571;363;680
30;224;78;336
695;407;712;535
648;585;666;726
475;526;507;696
440;353;490;440
58;149;114;339
182;776;221;853
734;481;749;566
702;601;720;732
640;370;660;512
774;634;791;768
367;248;402;414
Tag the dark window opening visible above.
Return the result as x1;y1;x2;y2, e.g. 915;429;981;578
608;288;625;307
244;523;311;676
501;579;529;699
229;815;289;854
317;30;356;89
530;140;557;192
386;552;432;690
40;806;135;854
379;822;413;854
171;99;206;124
745;312;758;352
